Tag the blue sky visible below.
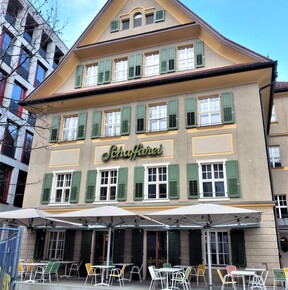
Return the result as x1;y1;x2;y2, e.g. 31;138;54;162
50;0;288;81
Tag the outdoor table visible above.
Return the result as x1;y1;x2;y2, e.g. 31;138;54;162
59;260;76;278
231;270;256;290
92;265;115;287
22;262;48;283
157;267;182;290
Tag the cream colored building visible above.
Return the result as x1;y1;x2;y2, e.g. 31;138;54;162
21;0;280;280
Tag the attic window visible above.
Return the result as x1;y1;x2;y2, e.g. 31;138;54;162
134;13;142;27
146;14;154;25
122;19;129;30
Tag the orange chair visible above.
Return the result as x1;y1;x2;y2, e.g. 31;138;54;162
190;264;207;285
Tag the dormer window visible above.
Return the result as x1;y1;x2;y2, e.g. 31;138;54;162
122;19;129;30
134;13;142;28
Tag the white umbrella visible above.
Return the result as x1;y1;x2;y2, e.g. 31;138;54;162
146;203;262;290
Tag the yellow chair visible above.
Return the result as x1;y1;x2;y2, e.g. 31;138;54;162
109;264;126;287
217;269;237;290
190;264;207;285
18;262;24;281
84;263;100;285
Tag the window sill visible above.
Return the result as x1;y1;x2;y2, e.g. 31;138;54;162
48;202;71;207
198;197;230;202
143;199;170;203
93;201;118;205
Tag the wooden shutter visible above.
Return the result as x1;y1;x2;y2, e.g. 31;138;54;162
33;230;46;260
121;107;131;136
187;163;199;199
131;230;144;267
221;92;235;124
41;173;53;204
155;9;165;22
85;170;97;203
77;112;87;140
160;47;175;74
168;231;181;265
128;54;142;79
195;41;204;67
189;230;202;266
63;230;75;261
134;167;144;200
117;168;128;201
185;98;197;128
50;116;60;143
136;104;146;133
91;111;102;138
226;160;240;198
168;100;178;130
168;164;179;199
97;60;112;84
231;230;247;267
113;230;125;263
70;171;81;203
110;20;120;32
75;64;83;88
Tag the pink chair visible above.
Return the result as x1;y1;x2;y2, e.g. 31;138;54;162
226;265;240;283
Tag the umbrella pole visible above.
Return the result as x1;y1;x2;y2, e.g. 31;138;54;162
106;226;112;279
206;226;213;290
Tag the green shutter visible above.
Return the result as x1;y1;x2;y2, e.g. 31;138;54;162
168;100;178;130
187;163;199;199
168;231;181;265
113;230;125;263
110;20;120;32
226;160;240;198
33;230;46;260
185;97;197;128
121;107;131;136
41;173;53;204
195;41;204;68
134;167;144;200
221;92;235;124
91;111;102;139
85;170;97;203
75;64;83;88
63;230;75;261
70;171;81;203
50;116;60;143
131;230;144;267
168;164;179;199
160;47;175;74
128;54;142;79
77;112;87;140
98;60;112;84
117;168;128;201
189;230;202;266
155;9;165;22
136;104;146;133
231;230;247;267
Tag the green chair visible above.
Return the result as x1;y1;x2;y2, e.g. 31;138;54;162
163;263;172;268
34;261;54;283
50;261;60;281
272;268;286;290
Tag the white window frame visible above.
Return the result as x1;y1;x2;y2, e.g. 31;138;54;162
104;110;121;137
144;163;169;200
275;195;288;219
149;104;167;132
47;231;65;260
85;64;98;87
269;146;281;167
198;159;227;199
95;167;119;202
62;115;78;141
144;53;159;76
199;96;221;126
114;59;127;82
178;46;194;71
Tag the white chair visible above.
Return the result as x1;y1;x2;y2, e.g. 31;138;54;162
68;260;82;278
171;266;192;290
109;264;126;287
129;263;143;282
250;271;268;290
148;265;166;290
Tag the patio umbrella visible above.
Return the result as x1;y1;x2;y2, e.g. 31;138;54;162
146;203;262;290
50;205;163;267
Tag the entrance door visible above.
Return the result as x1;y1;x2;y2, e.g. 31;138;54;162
147;231;167;268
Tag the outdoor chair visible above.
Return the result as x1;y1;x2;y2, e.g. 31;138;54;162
171;266;192;290
109;264;126;287
190;264;207;285
250;271;268;290
129;263;143;282
148;265;166;290
68;260;83;278
217;269;237;290
17;262;25;281
226;265;241;283
50;261;60;281
84;263;100;285
34;261;54;283
163;262;172;268
272;268;286;290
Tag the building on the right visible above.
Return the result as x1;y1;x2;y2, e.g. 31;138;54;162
269;81;288;267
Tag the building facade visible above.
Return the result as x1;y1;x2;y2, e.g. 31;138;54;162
0;0;67;210
21;0;280;280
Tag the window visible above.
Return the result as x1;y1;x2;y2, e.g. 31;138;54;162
47;231;65;260
62;115;78;141
146;14;154;25
0;31;13;65
21;131;33;165
0;163;12;203
1;121;18;158
9;82;25;116
54;173;72;203
104;111;121;137
271;105;276;122
178;46;194;71
149;104;167;132
0;70;7;105
275;195;288;219
18;47;31;80
98;169;118;201
85;64;98;87
34;62;46;87
5;0;22;26
114;59;127;82
122;19;129;30
53;46;64;68
199;97;221;126
206;231;230;265
27;112;36;126
146;166;168;199
144;53;159;76
39;33;51;59
269;146;281;167
23;14;37;44
134;13;142;27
